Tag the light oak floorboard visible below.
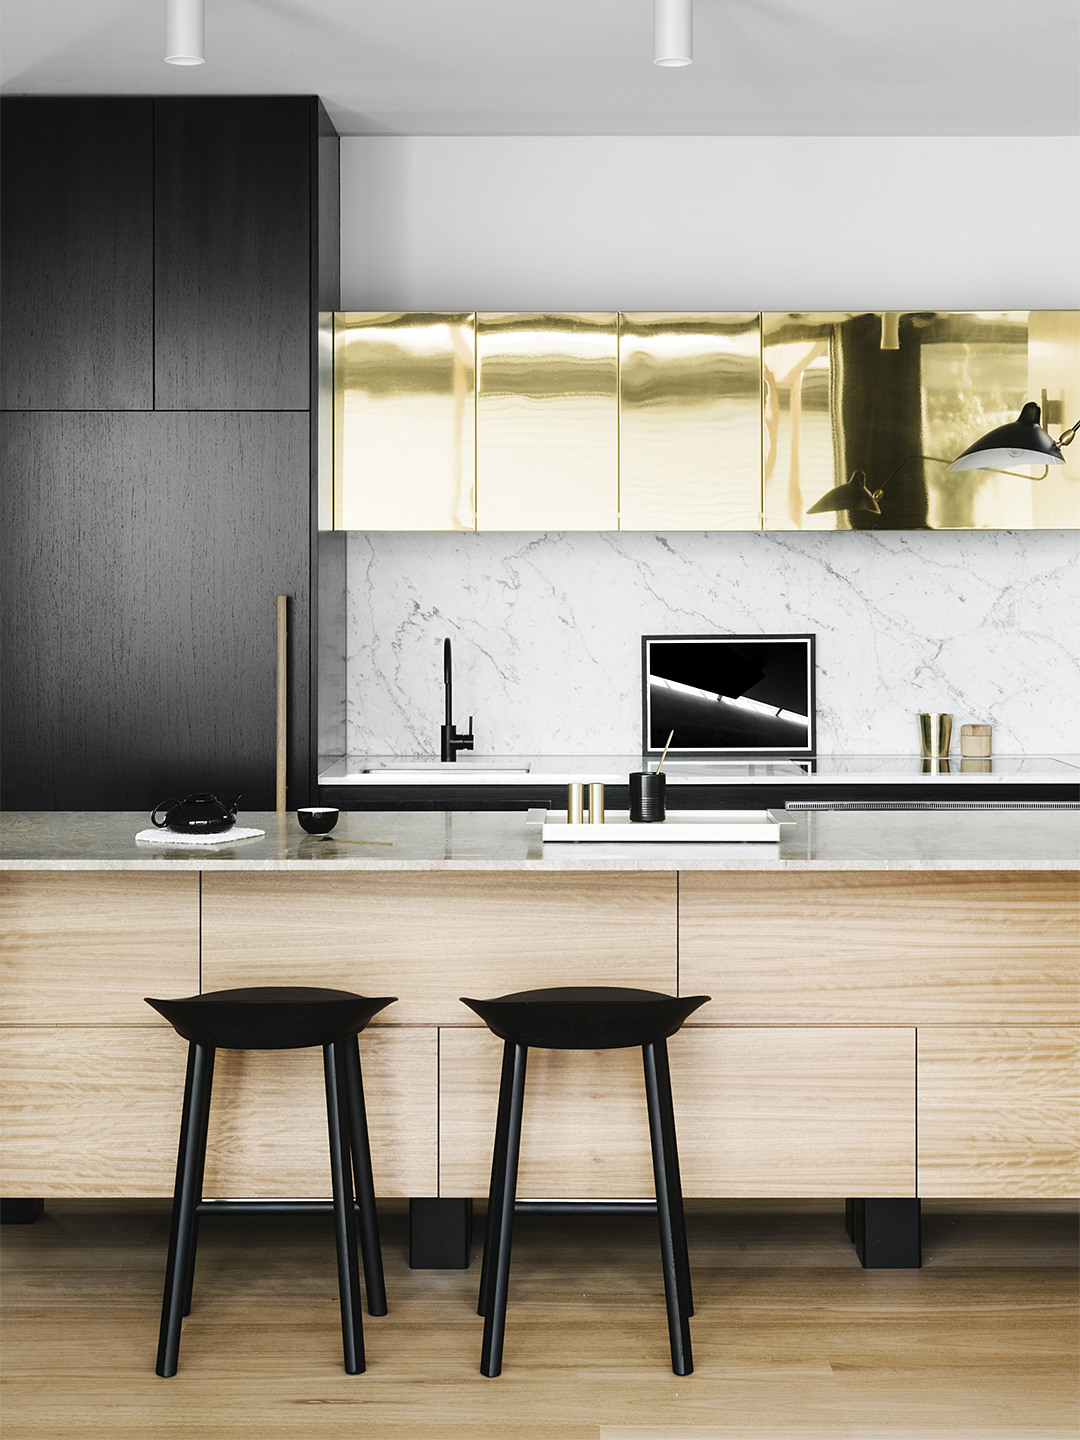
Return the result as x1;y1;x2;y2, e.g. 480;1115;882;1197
1;1200;1075;1439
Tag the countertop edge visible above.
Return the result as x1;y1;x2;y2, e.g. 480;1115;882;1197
3;858;1077;872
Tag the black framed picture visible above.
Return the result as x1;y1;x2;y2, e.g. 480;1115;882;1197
642;633;816;758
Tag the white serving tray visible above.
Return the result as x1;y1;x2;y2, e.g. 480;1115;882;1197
542;809;792;843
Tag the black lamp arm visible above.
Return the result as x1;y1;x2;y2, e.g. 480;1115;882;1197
873;451;1050;497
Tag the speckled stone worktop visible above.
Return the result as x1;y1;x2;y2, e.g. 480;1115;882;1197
2;808;1077;871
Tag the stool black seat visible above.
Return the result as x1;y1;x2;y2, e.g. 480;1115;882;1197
460;985;710;1378
145;986;395;1378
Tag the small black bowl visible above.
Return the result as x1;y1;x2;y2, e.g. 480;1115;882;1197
297;806;339;835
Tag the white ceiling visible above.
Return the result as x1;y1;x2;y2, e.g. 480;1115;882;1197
2;0;1078;137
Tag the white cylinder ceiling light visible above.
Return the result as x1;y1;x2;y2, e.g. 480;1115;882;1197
165;0;205;65
654;0;693;66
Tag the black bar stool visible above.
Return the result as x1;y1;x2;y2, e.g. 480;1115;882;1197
144;986;395;1377
460;985;710;1377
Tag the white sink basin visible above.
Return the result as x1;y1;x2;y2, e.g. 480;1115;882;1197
359;761;531;778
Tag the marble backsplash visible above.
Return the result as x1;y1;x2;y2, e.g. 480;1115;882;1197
343;529;1080;758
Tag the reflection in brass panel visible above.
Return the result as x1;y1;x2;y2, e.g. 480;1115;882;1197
317;312;334;532
619;313;762;530
334;312;475;531
763;311;1080;532
476;313;618;530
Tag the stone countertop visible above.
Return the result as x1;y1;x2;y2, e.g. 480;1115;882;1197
319;753;1080;786
2;809;1077;872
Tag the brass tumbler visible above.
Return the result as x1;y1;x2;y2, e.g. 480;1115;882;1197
567;783;585;825
587;783;605;825
917;713;953;758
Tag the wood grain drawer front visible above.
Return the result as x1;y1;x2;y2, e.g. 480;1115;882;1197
1;1027;189;1195
200;1027;437;1198
439;1027;656;1199
671;1027;915;1198
438;1026;915;1199
680;871;1079;1026
918;1027;1080;1197
201;872;677;1026
0;1026;437;1199
0;872;200;1025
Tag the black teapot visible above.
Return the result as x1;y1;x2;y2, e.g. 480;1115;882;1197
151;793;242;834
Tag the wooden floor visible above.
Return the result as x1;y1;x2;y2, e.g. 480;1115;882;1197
2;1198;1076;1440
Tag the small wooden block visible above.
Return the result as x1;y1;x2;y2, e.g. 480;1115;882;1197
960;724;992;757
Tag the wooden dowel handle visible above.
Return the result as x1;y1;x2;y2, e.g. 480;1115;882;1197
276;596;288;812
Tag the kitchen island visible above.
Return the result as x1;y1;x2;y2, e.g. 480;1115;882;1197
2;808;1077;1265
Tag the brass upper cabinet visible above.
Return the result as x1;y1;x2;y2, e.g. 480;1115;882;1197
334;312;476;530
763;310;1080;531
619;313;762;530
475;313;619;531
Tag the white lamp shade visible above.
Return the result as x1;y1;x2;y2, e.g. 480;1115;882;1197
947;404;1065;472
655;0;692;66
166;0;204;64
948;447;1064;472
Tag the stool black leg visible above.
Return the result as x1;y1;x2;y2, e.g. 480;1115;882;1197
325;1042;365;1374
478;1039;517;1318
157;1041;215;1378
481;1041;527;1378
643;1041;693;1376
181;1060;215;1320
343;1035;387;1317
650;1037;694;1319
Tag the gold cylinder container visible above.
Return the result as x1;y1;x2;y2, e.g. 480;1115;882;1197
567;783;585;825
917;713;953;758
588;783;605;825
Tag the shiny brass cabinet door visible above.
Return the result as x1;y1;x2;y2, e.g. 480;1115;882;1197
476;312;619;530
619;313;762;530
763;310;1080;531
334;312;476;531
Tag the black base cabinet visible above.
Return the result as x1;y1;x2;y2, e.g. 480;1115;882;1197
0;96;339;811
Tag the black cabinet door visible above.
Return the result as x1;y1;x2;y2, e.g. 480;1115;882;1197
154;98;312;411
0;412;310;810
0;98;154;411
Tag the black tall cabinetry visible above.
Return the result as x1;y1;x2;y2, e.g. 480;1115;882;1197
1;97;340;810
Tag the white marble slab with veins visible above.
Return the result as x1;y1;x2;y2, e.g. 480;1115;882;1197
345;529;1080;759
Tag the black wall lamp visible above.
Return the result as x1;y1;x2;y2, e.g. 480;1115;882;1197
808;400;1078;516
948;400;1077;472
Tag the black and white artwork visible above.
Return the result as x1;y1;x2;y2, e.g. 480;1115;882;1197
643;634;816;757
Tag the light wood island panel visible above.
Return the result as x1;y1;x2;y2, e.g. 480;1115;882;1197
918;1027;1080;1196
679;870;1079;1026
200;871;678;1025
1;865;1076;1201
1;872;199;1025
439;1024;916;1198
0;1024;435;1197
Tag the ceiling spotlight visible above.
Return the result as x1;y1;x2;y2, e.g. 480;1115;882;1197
655;0;692;66
166;0;204;64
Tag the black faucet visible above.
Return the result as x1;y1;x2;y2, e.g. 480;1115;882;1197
440;637;474;762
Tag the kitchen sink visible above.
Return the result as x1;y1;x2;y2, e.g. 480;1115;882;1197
359;760;531;776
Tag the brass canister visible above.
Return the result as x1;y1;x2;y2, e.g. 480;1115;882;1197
567;783;585;825
588;783;605;825
917;713;953;758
